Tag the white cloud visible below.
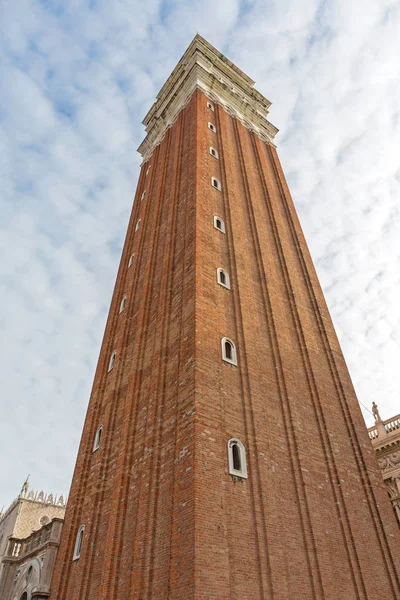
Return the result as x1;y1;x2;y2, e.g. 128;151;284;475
1;0;400;508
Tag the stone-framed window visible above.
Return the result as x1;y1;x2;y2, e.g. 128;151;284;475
210;147;219;159
214;216;225;233
108;351;116;372
221;337;237;365
208;122;216;133
211;177;221;191
227;438;247;478
93;426;103;452
73;525;85;561
217;268;230;289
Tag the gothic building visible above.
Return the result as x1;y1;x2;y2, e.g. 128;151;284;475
0;481;66;600
50;35;400;599
368;403;400;525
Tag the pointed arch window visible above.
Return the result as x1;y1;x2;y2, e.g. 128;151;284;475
141;191;146;201
73;525;85;560
228;439;247;478
217;268;230;289
207;101;214;111
221;337;237;365
93;426;103;451
214;216;225;233
108;351;116;372
119;295;127;313
128;254;135;268
146;165;151;176
208;122;216;133
135;219;141;231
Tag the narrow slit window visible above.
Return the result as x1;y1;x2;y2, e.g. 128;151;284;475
93;426;103;451
119;295;126;313
208;122;216;133
217;268;230;289
146;166;151;176
207;101;214;111
135;219;141;231
128;254;135;268
214;216;225;233
73;525;85;560
108;351;116;372
211;177;221;191
221;337;237;365
141;191;146;201
210;147;219;159
228;439;247;478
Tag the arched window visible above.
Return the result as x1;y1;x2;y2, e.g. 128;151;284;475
141;191;146;201
25;565;33;583
119;295;126;313
135;219;141;231
221;337;237;365
128;254;135;268
208;122;216;132
217;268;230;289
146;165;151;176
20;593;28;600
73;525;85;560
213;216;225;233
108;351;116;372
207;101;214;111
93;426;103;451
227;439;247;478
211;177;221;191
210;146;219;159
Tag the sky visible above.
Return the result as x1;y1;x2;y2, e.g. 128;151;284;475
1;0;399;509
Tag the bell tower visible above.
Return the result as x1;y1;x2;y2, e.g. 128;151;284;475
50;35;400;600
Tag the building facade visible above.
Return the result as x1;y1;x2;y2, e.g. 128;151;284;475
50;35;400;599
0;482;66;600
0;518;63;600
368;404;400;525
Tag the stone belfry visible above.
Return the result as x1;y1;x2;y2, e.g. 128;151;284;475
50;35;400;600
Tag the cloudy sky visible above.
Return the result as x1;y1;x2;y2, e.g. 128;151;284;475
1;0;399;509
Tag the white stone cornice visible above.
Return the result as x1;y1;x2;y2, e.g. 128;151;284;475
138;34;279;162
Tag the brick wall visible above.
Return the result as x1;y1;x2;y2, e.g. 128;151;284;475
50;89;400;600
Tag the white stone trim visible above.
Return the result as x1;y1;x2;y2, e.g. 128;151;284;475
217;268;230;289
227;438;248;478
138;35;278;162
214;216;225;233
210;146;219;159
221;337;237;366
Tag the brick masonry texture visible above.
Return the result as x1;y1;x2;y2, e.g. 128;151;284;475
50;89;400;600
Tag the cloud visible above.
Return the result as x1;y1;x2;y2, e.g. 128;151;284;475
1;0;400;508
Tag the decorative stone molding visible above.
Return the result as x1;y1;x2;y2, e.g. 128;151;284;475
137;34;279;162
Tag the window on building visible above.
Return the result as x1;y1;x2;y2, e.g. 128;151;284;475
208;122;216;132
221;337;237;365
128;254;135;268
207;101;214;111
93;426;103;451
135;219;141;231
25;566;33;583
210;147;219;159
108;351;116;372
211;177;221;191
73;525;85;560
227;439;247;478
146;166;151;176
119;295;126;313
141;191;146;201
214;216;226;233
20;593;28;600
217;268;230;289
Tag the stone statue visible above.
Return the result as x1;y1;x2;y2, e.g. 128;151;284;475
372;402;381;422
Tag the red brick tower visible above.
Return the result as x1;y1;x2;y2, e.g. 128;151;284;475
50;35;400;600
